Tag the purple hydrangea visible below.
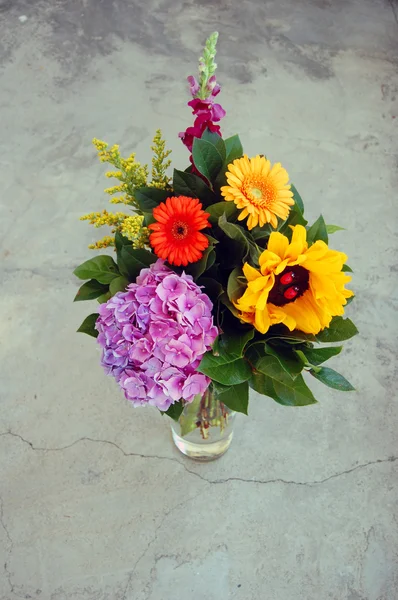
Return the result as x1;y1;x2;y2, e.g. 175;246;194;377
95;260;218;411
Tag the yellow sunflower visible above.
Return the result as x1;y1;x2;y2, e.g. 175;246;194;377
235;225;354;335
220;155;294;229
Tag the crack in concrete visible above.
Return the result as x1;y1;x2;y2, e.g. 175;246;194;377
1;430;397;488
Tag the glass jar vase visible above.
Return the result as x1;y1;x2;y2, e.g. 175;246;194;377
170;386;236;461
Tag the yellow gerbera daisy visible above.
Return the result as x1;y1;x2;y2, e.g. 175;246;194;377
220;155;295;229
235;225;354;335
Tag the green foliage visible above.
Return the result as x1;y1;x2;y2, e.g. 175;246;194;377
207;201;238;224
307;215;328;245
192;138;224;184
134;187;170;212
224;134;243;164
298;345;343;366
74;280;109;302
248;352;317;406
77;313;99;338
326;224;345;234
198;356;251;385
310;367;355;391
316;316;358;343
185;243;216;279
74;255;120;284
173;169;217;207
162;401;184;421
290;184;304;214
109;276;129;295
120;246;157;282
216;381;249;414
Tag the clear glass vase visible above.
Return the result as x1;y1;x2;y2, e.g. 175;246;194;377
170;386;236;461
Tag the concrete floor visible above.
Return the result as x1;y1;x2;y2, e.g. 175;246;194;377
1;0;398;598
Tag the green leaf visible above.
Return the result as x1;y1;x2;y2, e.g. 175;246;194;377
310;367;355;391
300;345;343;366
227;267;247;304
109;276;129;295
278;206;307;238
253;356;317;406
74;279;108;302
213;327;254;363
134;187;170;211
179;400;200;437
220;292;240;318
120;246;157;282
185;245;215;279
316;317;358;343
224;134;243;163
290;184;304;214
97;291;112;304
217;381;249;415
207;201;238;225
74;255;120;284
307;215;328;245
250;224;273;242
197;277;223;303
201;129;226;162
326;224;345;234
198;355;252;385
266;327;317;344
172;169;217;207
162;401;184;421
192;138;224;183
218;213;259;262
77;313;99;338
264;343;304;378
342;264;353;273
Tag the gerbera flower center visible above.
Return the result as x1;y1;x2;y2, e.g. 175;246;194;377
268;265;309;306
171;220;189;240
242;176;277;207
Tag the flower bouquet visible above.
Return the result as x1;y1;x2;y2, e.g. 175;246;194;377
74;33;358;460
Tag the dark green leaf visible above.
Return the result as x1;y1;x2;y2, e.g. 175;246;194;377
201;129;226;162
74;279;108;302
220;292;241;318
134;187;170;211
185;245;215;279
224;134;243;163
250;354;317;406
300;345;343;366
74;255;120;284
278;207;307;238
264;343;305;378
120;246;157;282
342;264;353;272
250;370;277;399
172;169;217;207
218;213;258;261
197;355;251;385
227;267;247;303
217;381;249;415
77;313;99;338
326;224;345;234
266;327;317;344
307;215;328;245
290;184;304;214
345;295;355;305
207;201;238;224
97;291;112;304
109;276;129;295
250;224;273;242
162;401;184;421
316;317;358;343
192;138;224;183
310;367;355;391
213;327;255;363
197;277;223;303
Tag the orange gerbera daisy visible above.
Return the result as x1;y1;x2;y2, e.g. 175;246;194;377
235;225;354;335
148;196;211;267
221;155;294;229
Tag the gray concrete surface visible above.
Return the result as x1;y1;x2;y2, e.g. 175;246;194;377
1;1;398;598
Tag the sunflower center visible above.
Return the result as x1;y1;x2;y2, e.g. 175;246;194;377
243;176;277;207
171;220;189;240
268;265;309;306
